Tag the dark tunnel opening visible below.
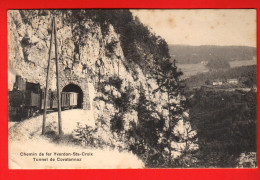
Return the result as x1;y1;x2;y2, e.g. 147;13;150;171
62;83;83;109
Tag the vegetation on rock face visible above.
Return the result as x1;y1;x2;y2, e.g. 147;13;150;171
16;9;171;82
60;10;195;167
126;87;167;167
12;9;256;168
150;59;200;167
14;9;198;168
20;10;170;67
84;9;171;74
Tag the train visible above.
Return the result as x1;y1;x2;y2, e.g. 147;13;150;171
8;75;79;121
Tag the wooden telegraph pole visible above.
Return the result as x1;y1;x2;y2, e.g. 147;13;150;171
42;16;63;135
53;17;63;135
42;18;54;135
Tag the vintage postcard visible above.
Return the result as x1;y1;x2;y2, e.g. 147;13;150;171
8;9;257;169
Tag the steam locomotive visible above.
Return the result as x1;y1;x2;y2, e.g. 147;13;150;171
8;75;79;121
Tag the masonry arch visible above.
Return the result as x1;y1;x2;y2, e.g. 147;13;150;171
62;83;83;109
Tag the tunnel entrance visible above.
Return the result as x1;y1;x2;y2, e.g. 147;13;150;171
62;83;83;109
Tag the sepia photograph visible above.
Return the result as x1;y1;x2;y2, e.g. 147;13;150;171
8;9;257;169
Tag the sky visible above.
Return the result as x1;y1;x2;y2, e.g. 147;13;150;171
131;9;256;47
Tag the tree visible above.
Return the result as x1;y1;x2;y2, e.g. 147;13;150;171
125;85;166;167
206;59;230;71
152;58;188;166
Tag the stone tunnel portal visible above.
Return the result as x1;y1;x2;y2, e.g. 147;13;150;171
62;83;83;109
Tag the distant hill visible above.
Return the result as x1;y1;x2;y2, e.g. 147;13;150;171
169;45;256;64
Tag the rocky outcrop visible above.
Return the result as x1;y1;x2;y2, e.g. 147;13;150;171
8;10;197;161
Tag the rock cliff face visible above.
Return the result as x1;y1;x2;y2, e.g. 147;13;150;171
8;10;197;162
